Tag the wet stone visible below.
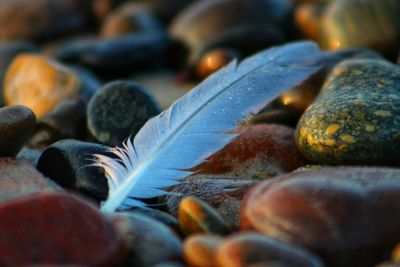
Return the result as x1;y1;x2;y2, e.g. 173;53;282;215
110;213;182;267
240;166;400;267
36;140;111;203
101;2;162;38
0;42;37;106
0;105;36;157
296;59;400;165
183;234;223;267
215;232;324;267
0;193;124;266
87;80;161;146
320;0;400;58
195;48;239;80
178;196;233;236
4;54;82;118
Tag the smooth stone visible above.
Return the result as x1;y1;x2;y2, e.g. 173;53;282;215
240;166;400;267
296;59;400;165
87;80;161;146
165;177;256;227
0;42;37;106
183;234;223;267
110;213;182;267
178;196;233;236
0;105;36;156
320;0;400;58
36;140;110;202
170;0;292;56
0;193;124;266
189;24;286;65
101;2;162;38
0;158;58;204
4;54;82;118
0;0;90;42
124;206;180;233
294;3;326;40
215;233;324;267
195;48;239;80
53;33;170;74
245;108;300;128
29;98;87;149
195;125;309;178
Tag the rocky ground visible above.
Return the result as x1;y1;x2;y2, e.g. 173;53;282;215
0;0;400;266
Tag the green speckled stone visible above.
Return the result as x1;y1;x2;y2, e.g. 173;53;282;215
295;58;400;165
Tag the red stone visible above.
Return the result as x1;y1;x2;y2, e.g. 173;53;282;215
195;124;308;177
0;193;125;267
240;166;400;267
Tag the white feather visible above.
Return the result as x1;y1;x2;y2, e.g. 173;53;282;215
93;41;325;212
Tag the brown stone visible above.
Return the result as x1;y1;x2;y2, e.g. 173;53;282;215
178;196;232;236
0;0;90;42
240;166;400;267
4;54;81;118
195;124;308;178
215;232;324;267
183;234;223;267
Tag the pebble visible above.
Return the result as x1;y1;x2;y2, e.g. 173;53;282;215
195;48;239;80
0;42;37;106
0;193;125;266
29;98;87;149
296;59;400;165
240;166;400;267
320;0;400;58
166;178;256;227
170;0;292;59
87;80;161;146
183;234;223;267
0;0;90;42
0;105;36;157
196;124;309;178
136;0;196;24
53;33;170;74
245;108;300;128
110;213;182;267
101;2;162;38
0;158;58;204
4;54;82;118
36;140;111;202
178;196;233;236
295;3;326;40
215;232;324;267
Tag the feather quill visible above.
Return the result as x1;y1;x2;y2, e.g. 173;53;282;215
94;41;325;212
